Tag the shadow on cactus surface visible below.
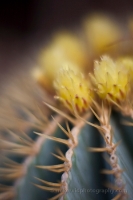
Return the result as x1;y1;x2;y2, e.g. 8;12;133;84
1;13;133;200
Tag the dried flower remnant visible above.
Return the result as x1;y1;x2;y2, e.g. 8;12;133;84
90;56;129;102
54;65;93;114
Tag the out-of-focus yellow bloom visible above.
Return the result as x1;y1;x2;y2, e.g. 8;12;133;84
83;14;121;55
90;56;128;101
39;44;66;81
54;65;93;114
34;32;89;93
52;32;88;69
39;32;88;79
116;57;133;82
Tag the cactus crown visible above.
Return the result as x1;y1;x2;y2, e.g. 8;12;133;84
1;13;133;200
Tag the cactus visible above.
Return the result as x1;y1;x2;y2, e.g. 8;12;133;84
1;13;133;200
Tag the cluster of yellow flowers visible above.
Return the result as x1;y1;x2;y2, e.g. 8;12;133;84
33;14;133;114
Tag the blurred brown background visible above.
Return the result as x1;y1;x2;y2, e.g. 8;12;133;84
0;0;133;83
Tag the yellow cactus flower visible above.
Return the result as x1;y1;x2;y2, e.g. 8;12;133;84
52;32;88;69
33;61;85;95
83;14;121;55
38;32;88;81
116;56;133;82
39;43;68;82
90;56;129;102
54;65;93;114
35;32;89;93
